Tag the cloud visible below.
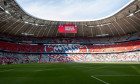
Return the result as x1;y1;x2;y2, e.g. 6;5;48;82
15;0;133;21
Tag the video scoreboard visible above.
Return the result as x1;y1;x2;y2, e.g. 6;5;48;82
58;24;77;33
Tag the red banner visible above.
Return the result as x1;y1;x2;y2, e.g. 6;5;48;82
59;24;77;33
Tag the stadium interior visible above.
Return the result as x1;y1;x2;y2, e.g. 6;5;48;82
0;0;140;84
0;0;140;64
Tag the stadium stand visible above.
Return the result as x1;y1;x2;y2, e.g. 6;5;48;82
0;32;140;44
0;40;140;53
0;51;140;64
0;33;140;64
0;42;44;52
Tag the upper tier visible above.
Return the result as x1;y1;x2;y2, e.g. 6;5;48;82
0;32;140;44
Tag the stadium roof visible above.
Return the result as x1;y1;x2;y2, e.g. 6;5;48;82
0;0;140;37
15;0;133;21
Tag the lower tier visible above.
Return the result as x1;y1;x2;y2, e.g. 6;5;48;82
0;51;140;64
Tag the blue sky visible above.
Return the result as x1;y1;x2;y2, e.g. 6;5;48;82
15;0;133;21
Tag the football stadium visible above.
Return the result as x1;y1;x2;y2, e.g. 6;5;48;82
0;0;140;84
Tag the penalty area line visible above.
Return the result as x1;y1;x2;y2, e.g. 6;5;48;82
0;69;14;72
91;75;109;84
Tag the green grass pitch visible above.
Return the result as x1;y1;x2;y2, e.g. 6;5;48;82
0;63;140;84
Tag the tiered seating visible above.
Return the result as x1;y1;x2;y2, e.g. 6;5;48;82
0;52;40;64
45;45;88;53
0;40;140;53
0;42;44;52
46;54;86;62
87;40;140;53
83;52;140;62
0;51;140;64
28;51;140;62
1;33;140;64
1;32;140;44
49;38;82;43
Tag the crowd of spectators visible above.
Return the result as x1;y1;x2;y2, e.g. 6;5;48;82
83;52;140;62
0;51;140;65
0;32;140;64
0;40;140;53
0;42;44;52
0;52;40;65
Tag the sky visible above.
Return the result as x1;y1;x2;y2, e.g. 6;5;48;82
15;0;133;21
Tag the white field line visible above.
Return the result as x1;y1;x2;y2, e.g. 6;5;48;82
94;75;140;77
0;69;14;72
130;65;140;74
91;75;109;84
73;65;111;69
73;66;94;68
87;66;110;71
34;68;64;72
34;70;44;72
